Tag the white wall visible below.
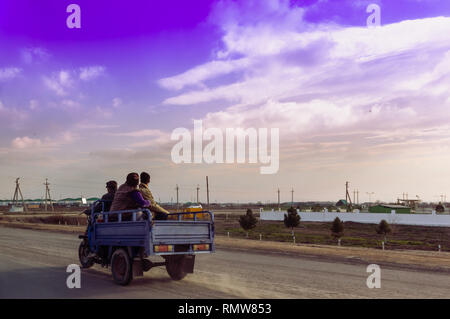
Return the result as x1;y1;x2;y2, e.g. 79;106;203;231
259;208;450;227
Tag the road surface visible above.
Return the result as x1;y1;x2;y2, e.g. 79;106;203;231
0;227;449;298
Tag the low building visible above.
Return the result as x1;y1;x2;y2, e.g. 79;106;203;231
369;204;411;214
336;199;348;207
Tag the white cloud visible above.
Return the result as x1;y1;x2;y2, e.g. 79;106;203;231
43;70;73;96
110;129;171;148
158;1;450;167
113;129;166;138
29;100;39;110
21;47;50;64
10;131;78;152
11;136;42;149
158;58;251;90
44;66;105;95
163;17;450;107
0;100;29;125
112;97;122;108
61;99;81;109
0;67;22;81
79;66;105;81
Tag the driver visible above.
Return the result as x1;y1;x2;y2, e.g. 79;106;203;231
83;180;117;215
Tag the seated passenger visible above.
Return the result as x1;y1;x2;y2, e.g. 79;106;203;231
139;172;169;220
110;172;151;221
97;180;117;212
83;180;117;216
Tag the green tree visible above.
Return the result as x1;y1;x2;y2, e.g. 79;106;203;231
330;217;344;241
376;219;392;243
239;209;257;237
284;206;300;236
435;204;445;213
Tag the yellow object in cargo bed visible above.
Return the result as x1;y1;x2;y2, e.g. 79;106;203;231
168;205;208;220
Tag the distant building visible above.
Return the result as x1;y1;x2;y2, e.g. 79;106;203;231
369;204;411;214
336;199;348;207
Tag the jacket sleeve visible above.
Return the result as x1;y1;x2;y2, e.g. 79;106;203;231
130;190;151;207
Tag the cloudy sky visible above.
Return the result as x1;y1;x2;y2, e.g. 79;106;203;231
1;0;450;203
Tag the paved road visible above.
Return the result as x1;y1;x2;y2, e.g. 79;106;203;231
0;227;449;298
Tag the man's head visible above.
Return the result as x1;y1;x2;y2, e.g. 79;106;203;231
126;172;139;188
140;172;150;185
106;180;117;193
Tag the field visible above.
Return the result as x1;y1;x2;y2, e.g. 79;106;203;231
214;212;450;252
1;209;449;252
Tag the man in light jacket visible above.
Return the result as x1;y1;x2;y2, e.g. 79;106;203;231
139;171;169;220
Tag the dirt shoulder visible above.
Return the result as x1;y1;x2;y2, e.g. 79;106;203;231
1;220;449;273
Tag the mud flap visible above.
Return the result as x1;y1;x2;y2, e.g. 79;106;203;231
182;255;195;274
132;259;144;277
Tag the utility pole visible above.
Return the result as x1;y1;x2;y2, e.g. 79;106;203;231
291;188;294;206
43;178;54;212
277;188;280;209
196;184;200;204
345;182;353;208
367;192;375;204
176;184;179;211
206;176;210;210
12;178;27;212
357;190;359;205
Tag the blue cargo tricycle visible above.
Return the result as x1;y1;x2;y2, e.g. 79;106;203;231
78;201;215;285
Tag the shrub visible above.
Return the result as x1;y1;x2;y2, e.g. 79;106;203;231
284;206;301;236
376;219;392;243
330;217;344;239
239;209;257;237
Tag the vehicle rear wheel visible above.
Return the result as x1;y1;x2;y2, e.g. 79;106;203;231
78;241;94;269
165;256;188;280
111;248;133;285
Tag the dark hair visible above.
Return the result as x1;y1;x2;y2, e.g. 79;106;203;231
140;172;150;184
126;173;139;188
106;180;117;191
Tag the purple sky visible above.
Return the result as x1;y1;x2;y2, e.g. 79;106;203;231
1;0;450;203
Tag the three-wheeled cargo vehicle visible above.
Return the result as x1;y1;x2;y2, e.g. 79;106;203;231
78;201;215;285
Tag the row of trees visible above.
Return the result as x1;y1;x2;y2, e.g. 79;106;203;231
239;208;392;243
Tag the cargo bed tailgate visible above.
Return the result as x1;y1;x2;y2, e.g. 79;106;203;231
152;220;213;244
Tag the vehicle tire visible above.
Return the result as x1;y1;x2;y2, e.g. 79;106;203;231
165;256;188;281
111;248;133;286
78;241;94;269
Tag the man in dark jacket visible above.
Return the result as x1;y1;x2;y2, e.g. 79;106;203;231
83;180;117;215
98;180;117;212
